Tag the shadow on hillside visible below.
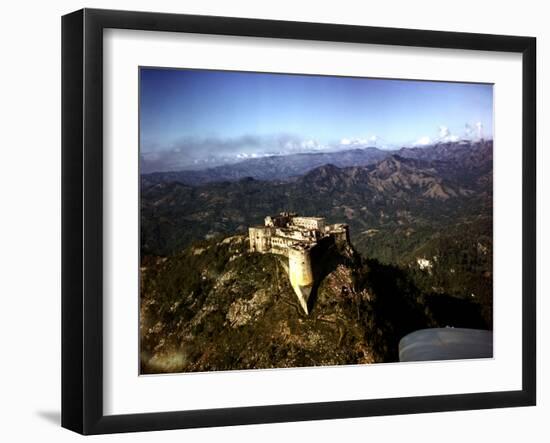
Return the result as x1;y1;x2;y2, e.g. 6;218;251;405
307;239;359;314
359;259;431;362
424;294;488;330
355;258;491;362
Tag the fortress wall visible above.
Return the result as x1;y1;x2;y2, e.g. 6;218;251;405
329;224;350;244
334;229;349;244
288;247;314;314
292;217;325;231
248;227;272;252
288;248;314;288
249;215;350;314
266;213;294;227
270;243;289;258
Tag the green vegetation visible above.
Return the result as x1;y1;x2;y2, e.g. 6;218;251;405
140;236;377;373
141;235;491;373
140;143;494;372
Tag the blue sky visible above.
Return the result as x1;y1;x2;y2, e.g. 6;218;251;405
140;67;493;173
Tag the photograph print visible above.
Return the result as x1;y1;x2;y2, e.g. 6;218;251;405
139;67;494;375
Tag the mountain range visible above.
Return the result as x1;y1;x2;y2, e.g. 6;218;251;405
140;140;494;372
141;140;491;187
141;140;492;257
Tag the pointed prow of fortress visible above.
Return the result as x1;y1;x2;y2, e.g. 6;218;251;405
248;212;350;314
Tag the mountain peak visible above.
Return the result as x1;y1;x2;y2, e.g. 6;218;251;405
316;163;340;173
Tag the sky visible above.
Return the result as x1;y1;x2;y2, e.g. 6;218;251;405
140;67;493;173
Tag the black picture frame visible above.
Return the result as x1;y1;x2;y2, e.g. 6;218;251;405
61;8;537;435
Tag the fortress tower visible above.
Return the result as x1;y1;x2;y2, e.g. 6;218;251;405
248;213;350;314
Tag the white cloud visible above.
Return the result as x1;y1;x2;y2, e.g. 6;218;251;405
300;139;326;150
464;121;484;140
437;125;460;143
339;137;371;147
475;121;484;138
413;136;432;146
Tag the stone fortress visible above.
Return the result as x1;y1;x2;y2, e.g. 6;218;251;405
249;213;350;314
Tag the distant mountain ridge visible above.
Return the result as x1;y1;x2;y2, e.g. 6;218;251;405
141;141;493;259
141;140;492;188
141;146;390;187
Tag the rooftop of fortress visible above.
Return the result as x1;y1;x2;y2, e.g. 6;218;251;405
249;212;349;253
